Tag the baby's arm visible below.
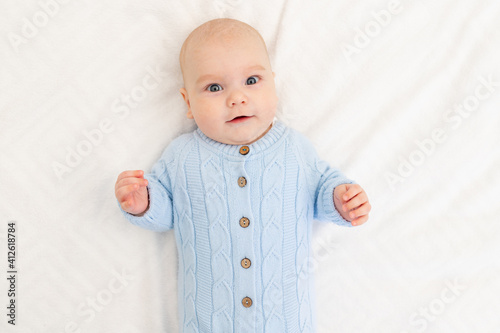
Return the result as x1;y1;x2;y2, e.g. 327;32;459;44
115;158;175;232
292;129;369;227
333;184;370;226
115;170;149;216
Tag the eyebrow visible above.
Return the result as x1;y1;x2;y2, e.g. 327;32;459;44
195;65;267;85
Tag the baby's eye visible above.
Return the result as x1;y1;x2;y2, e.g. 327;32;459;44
207;84;222;92
246;76;259;85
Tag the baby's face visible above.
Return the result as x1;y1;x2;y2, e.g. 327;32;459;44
180;33;278;145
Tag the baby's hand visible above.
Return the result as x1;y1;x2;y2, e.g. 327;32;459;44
334;184;370;226
115;170;149;216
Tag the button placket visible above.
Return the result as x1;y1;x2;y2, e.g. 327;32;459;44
238;145;253;309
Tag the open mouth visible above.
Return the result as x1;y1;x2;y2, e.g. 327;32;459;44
227;115;252;123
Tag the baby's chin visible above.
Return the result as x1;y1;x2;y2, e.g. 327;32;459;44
212;133;260;146
215;137;255;146
223;126;273;145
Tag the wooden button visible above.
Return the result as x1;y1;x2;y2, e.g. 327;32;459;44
238;177;247;187
239;146;250;155
242;297;253;308
241;258;251;269
239;217;250;228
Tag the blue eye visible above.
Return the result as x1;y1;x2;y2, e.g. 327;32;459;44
208;84;222;92
246;76;259;85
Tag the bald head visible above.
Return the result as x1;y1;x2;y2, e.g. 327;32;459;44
179;18;270;80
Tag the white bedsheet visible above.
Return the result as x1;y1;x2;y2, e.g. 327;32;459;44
1;0;499;332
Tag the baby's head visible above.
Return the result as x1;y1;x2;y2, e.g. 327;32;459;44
179;18;278;145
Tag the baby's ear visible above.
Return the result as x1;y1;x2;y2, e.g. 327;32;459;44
179;88;193;119
179;88;189;105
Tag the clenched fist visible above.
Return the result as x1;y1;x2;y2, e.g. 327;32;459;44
115;170;149;216
333;183;370;226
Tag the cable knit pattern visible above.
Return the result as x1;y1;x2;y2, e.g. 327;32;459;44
200;149;234;332
181;151;200;332
178;170;198;331
118;121;354;333
295;163;313;333
260;147;285;332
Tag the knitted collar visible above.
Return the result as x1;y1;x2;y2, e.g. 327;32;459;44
194;120;288;158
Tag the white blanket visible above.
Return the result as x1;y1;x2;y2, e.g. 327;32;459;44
1;0;499;332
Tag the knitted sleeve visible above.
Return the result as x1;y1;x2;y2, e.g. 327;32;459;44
117;146;176;232
293;130;355;227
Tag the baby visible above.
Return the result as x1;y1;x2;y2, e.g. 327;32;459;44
115;18;370;333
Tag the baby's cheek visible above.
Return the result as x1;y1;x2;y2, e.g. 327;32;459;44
264;91;278;113
270;89;278;104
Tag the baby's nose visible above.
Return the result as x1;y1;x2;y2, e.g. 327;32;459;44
227;90;247;107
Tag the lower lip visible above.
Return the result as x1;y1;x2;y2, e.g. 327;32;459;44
228;116;252;124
